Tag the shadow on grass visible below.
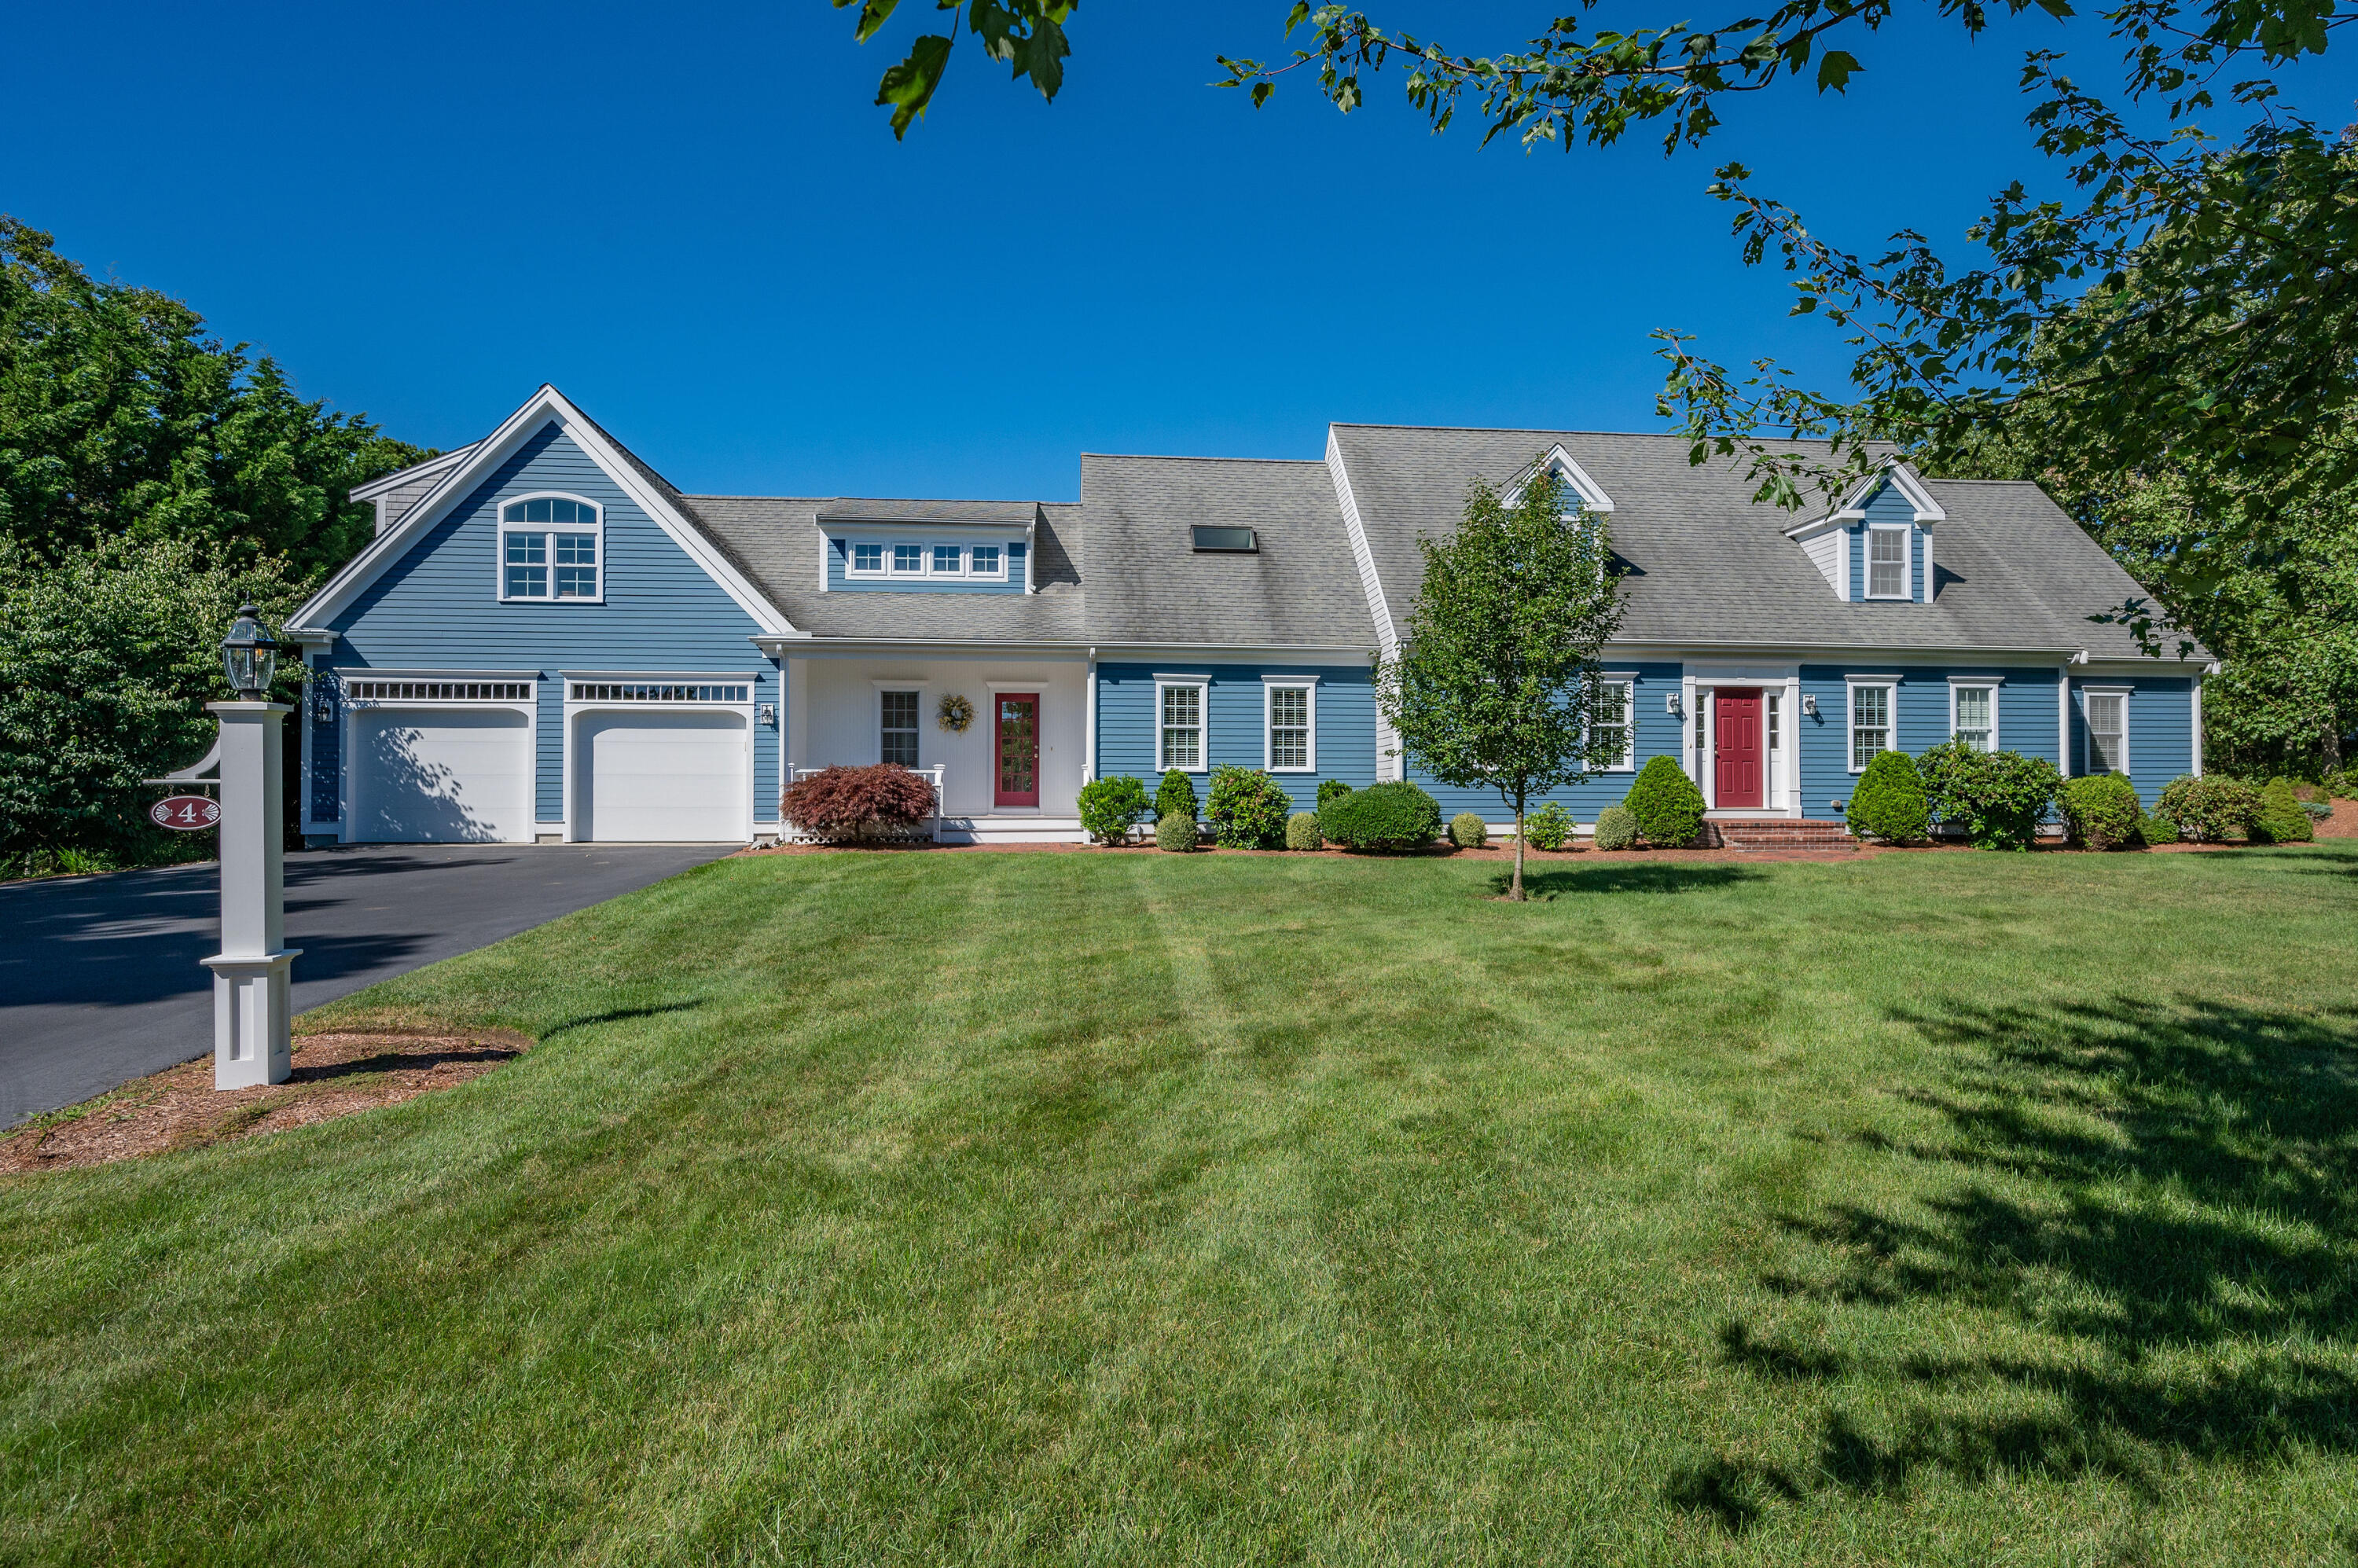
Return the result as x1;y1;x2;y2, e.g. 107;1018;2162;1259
538;1000;707;1039
1677;993;2358;1531
1494;862;1765;898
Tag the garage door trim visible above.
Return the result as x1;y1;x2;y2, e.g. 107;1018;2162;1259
563;678;756;844
340;689;539;844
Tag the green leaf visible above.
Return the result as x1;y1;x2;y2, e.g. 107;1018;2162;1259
1815;50;1860;94
876;33;954;138
853;0;902;44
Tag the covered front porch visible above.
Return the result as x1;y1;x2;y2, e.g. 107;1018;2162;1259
779;651;1090;842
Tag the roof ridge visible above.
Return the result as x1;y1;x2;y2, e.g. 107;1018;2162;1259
1080;453;1325;466
1329;420;1847;444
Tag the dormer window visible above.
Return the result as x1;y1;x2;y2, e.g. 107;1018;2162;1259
1192;526;1257;553
842;539;1012;582
499;495;601;601
852;542;885;572
893;544;925;574
1867;527;1909;599
971;545;1002;576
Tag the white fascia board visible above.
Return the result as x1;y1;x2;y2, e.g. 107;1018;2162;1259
1538;445;1617;513
292;385;795;637
1326;427;1399;657
347;442;479;501
1882;461;1946;523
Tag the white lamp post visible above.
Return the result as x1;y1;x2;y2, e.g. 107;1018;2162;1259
201;605;301;1090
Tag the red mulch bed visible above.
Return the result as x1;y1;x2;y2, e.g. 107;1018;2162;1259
0;1028;530;1174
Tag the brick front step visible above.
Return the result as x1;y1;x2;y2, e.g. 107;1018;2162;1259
1702;819;1860;851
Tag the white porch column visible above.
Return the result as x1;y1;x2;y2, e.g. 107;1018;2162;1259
200;702;301;1089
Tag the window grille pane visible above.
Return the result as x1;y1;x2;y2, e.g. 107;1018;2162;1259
505;564;546;597
1161;685;1202;770
556;534;595;564
1868;529;1908;597
853;543;883;571
1956;687;1992;750
505;534;545;564
1269;686;1309;768
1766;692;1780;751
932;545;960;574
971;545;1001;575
894;544;924;572
2088;693;2125;773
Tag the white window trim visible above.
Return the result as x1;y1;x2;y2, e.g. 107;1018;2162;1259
1594;674;1637;773
2081;684;2132;777
1948;676;2002;752
1846;675;1901;773
1864;523;1912;600
1261;675;1318;773
965;544;1008;581
879;687;923;768
842;538;1012;582
1155;676;1210;774
497;492;604;604
847;541;889;578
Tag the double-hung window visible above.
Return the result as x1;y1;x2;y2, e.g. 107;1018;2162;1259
1867;527;1910;599
880;690;920;767
2084;689;2128;774
1159;681;1205;772
1849;681;1895;771
500;497;601;600
1265;681;1313;771
1952;683;1997;752
1592;679;1634;770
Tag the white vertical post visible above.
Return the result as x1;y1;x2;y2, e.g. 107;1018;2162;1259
200;702;302;1089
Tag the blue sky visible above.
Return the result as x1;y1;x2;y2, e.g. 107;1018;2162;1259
10;2;2356;501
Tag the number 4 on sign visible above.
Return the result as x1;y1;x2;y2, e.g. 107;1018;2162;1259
149;795;222;831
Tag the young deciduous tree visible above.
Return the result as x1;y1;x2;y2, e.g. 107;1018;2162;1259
1375;465;1625;900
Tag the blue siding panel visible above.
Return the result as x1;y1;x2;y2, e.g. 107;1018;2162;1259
1095;662;1377;813
308;652;340;821
825;534;1029;594
326;421;780;825
2068;675;2195;802
1796;664;2065;819
1404;660;1685;821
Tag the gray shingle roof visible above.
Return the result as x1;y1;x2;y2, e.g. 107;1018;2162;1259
815;498;1041;527
1330;424;2196;660
1078;454;1379;648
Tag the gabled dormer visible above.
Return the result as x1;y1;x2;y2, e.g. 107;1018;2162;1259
816;500;1038;595
1783;461;1944;603
1504;444;1618;518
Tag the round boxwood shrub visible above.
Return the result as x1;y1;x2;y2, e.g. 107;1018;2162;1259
1449;811;1488;849
2155;774;2261;842
1918;740;2062;850
1622;755;1706;847
1846;750;1930;843
1154;769;1199;826
1154;810;1199;852
2139;806;2180;846
1592;804;1638;850
1524;801;1573;851
1320;780;1442;851
1076;774;1150;845
1206;763;1295;849
2056;772;2143;850
1317;777;1354;810
1285;810;1322;851
2256;777;2316;843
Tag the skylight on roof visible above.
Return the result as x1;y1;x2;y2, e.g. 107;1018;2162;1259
1191;526;1257;553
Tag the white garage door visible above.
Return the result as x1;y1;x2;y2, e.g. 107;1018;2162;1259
351;708;533;843
575;711;747;842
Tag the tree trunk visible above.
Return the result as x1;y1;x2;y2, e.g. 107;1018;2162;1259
2324;705;2345;777
1511;799;1526;901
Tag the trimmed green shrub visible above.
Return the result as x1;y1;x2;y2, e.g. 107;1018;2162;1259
1285;810;1322;851
2155;774;2261;842
2057;773;2143;850
1153;769;1199;826
1449;811;1487;849
1205;764;1295;850
1524;802;1573;852
1846;751;1930;843
1317;778;1354;810
1319;780;1442;851
2138;807;2179;846
1592;804;1638;850
1622;755;1707;847
2256;777;2315;843
1154;811;1199;852
1076;774;1150;845
1917;740;2062;850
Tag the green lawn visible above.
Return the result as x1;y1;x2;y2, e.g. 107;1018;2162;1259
5;846;2356;1565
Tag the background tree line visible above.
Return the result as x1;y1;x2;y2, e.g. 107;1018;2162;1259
0;217;429;874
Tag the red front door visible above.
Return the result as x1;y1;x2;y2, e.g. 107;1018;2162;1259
994;694;1039;807
1714;689;1764;808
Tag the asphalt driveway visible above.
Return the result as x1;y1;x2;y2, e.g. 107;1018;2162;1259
0;843;732;1127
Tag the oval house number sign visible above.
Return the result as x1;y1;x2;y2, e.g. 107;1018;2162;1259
149;795;222;832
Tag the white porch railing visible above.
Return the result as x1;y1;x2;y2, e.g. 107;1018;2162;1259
784;766;945;843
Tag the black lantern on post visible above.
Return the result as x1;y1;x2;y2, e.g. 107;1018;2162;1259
221;604;278;700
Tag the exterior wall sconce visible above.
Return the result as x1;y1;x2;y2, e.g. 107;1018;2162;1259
1665;692;1682;716
311;674;338;722
1801;693;1818;717
758;703;777;727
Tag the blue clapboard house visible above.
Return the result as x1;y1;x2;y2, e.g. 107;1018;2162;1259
283;385;2210;846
